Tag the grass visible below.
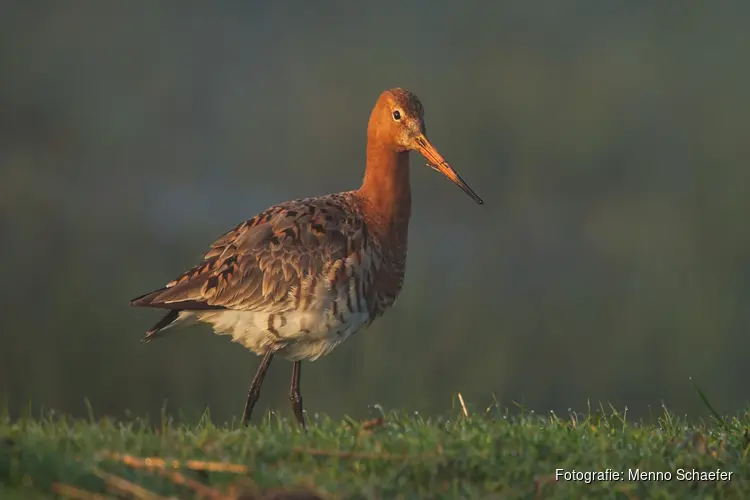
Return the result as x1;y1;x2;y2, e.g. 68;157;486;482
1;399;749;499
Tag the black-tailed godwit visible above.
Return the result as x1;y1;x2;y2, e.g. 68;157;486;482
131;88;483;428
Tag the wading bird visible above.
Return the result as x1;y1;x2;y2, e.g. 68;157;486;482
131;88;483;429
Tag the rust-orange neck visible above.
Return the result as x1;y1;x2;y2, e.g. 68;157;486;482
357;140;412;242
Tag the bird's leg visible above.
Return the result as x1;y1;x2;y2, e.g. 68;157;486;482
242;350;275;426
289;361;307;430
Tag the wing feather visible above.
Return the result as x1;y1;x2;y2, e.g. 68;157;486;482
130;194;367;313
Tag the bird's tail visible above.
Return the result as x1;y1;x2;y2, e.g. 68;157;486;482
140;309;181;343
131;286;213;342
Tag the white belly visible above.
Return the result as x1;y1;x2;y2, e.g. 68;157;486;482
180;300;370;362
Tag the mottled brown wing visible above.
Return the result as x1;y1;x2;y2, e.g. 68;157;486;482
131;195;367;312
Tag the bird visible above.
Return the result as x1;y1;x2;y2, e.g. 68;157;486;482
130;88;483;429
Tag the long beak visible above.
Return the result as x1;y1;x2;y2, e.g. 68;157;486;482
414;135;484;205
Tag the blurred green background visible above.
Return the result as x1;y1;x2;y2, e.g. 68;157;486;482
1;2;748;424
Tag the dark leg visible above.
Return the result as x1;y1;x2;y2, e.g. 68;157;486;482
242;350;275;425
289;361;307;430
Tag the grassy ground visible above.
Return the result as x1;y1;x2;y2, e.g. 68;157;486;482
1;401;748;499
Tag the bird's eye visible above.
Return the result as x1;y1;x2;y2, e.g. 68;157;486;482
392;110;401;121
